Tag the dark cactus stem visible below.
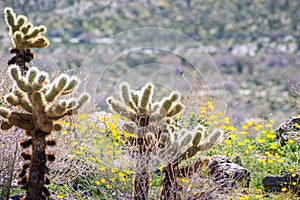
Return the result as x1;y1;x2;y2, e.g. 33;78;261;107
133;140;151;200
160;163;182;200
8;48;34;75
24;129;50;200
133;171;151;200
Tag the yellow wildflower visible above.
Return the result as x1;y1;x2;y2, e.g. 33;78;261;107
224;139;232;146
267;159;273;164
247;145;254;150
228;126;237;132
247;121;253;126
265;151;272;157
269;143;277;150
200;107;206;114
261;130;267;134
266;134;276;140
254;124;261;131
106;184;112;189
57;195;64;199
259;159;265;163
99;166;106;171
287;139;294;144
207;101;214;111
292;182;297;186
119;172;126;177
240;131;248;135
229;134;237;140
110;177;116;182
95;181;100;186
223;117;230;124
237;142;245;146
266;123;272;128
244;139;250;143
256;138;266;143
181;178;189;183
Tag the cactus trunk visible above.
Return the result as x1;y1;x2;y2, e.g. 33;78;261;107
160;163;182;200
7;49;30;75
133;141;151;200
25;129;48;200
133;171;150;200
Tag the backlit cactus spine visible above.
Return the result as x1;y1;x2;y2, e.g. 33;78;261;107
107;82;183;200
159;125;223;200
0;65;89;200
4;7;50;75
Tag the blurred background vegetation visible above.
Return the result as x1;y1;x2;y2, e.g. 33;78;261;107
0;0;299;122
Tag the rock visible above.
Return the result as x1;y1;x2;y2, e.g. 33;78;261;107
208;155;251;190
263;172;300;195
277;117;300;144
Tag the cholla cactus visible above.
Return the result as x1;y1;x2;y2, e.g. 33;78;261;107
107;82;183;200
0;65;89;200
107;82;223;200
159;125;223;200
4;7;50;75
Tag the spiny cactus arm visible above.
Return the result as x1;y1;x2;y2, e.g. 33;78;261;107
23;26;46;40
106;97;136;121
4;7;27;34
60;78;79;95
0;108;11;118
159;92;181;115
44;75;68;102
0;121;13;130
198;129;223;151
150;92;182;122
9;65;31;92
120;82;137;111
167;103;183;117
8;112;34;131
4;7;49;50
6;92;33;113
131;91;139;107
46;94;89;120
20;23;32;35
158;132;171;148
145;132;156;147
139;83;154;115
31;71;49;92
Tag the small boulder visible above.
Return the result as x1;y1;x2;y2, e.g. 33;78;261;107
263;172;300;195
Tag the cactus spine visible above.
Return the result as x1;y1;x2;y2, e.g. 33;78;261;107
0;65;88;200
4;8;50;75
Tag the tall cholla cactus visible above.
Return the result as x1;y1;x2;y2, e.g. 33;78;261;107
106;82;183;200
159;125;223;200
107;82;223;200
4;7;50;75
0;65;89;200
